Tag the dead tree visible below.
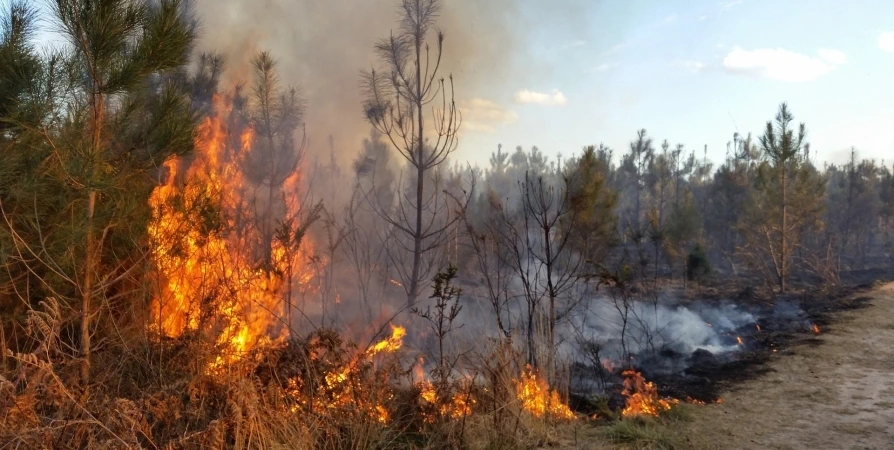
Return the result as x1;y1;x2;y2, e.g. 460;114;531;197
491;172;583;383
361;0;464;307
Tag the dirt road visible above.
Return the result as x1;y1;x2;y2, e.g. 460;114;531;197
682;282;894;450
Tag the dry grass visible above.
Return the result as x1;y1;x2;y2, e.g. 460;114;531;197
0;300;604;450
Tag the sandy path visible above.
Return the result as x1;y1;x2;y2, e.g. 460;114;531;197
682;282;894;450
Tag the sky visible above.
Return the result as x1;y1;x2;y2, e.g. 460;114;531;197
30;0;894;170
453;0;894;168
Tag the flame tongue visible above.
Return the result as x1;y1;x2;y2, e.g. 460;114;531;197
620;370;679;417
148;94;313;365
515;365;575;420
367;325;406;356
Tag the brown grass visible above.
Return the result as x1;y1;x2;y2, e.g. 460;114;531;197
1;299;604;449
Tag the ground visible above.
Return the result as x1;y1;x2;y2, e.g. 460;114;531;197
680;282;894;450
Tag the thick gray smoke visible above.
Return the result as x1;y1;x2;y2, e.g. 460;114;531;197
569;298;757;370
190;0;588;169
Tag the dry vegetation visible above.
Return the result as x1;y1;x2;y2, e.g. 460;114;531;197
2;1;894;449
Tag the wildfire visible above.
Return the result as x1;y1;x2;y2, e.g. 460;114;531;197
684;396;723;405
736;336;744;346
297;324;407;423
417;381;476;422
367;325;406;356
148;94;314;366
515;365;576;420
812;324;821;334
620;370;678;417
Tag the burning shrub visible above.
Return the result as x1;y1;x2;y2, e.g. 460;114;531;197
515;364;576;420
621;370;679;418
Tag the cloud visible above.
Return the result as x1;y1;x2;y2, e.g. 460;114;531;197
513;89;568;106
880;32;894;52
589;62;620;73
720;0;743;11
459;98;518;133
817;48;847;65
722;47;846;82
698;15;708;21
663;14;678;24
676;60;707;73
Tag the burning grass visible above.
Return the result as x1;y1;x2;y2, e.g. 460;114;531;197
515;364;576;420
0;299;591;449
621;370;679;418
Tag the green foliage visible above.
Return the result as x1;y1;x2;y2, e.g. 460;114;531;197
566;144;619;263
413;264;463;387
0;0;198;355
738;103;825;291
601;418;684;450
686;243;711;282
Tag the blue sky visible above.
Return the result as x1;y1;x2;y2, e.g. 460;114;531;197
30;0;894;169
456;0;894;168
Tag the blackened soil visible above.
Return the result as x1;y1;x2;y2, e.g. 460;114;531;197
647;280;882;403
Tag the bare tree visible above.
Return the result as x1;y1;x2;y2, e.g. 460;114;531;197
491;172;583;383
361;0;464;307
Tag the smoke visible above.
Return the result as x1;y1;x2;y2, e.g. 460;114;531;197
557;295;755;374
189;0;573;169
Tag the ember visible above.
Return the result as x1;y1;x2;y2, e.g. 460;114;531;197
812;324;821;334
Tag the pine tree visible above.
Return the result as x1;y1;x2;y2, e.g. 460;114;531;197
0;0;196;385
739;103;825;292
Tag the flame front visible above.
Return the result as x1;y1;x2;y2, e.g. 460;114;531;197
515;365;575;420
620;370;678;417
148;94;312;365
298;325;407;423
417;381;475;422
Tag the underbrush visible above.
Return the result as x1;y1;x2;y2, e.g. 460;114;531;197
0;299;591;449
599;406;692;450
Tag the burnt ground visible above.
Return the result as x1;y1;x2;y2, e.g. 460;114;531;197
649;280;880;403
677;280;894;449
567;273;889;414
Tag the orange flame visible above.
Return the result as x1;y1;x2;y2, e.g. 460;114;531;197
367;325;406;356
736;336;744;346
812;324;820;334
417;381;475;422
304;324;407;422
148;94;313;366
620;370;678;417
515;365;575;420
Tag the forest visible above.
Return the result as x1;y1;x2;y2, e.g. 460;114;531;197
1;0;892;449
